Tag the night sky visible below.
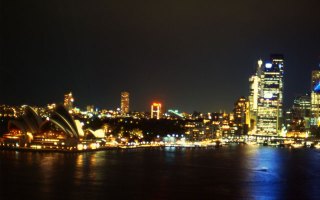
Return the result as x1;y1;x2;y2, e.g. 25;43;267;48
1;0;320;112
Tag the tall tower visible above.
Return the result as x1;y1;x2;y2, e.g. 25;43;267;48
311;70;320;126
248;59;263;130
256;54;284;135
151;103;161;119
64;92;74;110
121;91;129;114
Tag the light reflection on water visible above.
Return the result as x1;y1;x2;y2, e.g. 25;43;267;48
241;146;286;199
1;146;320;199
241;146;320;199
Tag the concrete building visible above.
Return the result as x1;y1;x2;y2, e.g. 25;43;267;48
311;70;320;126
233;97;250;135
248;59;263;131
256;54;284;135
121;92;130;115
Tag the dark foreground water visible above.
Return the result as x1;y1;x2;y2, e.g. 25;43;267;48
1;146;320;200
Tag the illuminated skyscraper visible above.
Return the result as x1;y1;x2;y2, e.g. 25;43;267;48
64;92;74;110
151;103;161;119
256;54;284;135
248;59;263;130
311;70;320;126
121;92;129;114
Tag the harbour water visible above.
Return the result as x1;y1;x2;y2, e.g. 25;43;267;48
1;145;320;199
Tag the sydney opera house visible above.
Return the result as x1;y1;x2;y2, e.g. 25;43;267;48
0;105;104;150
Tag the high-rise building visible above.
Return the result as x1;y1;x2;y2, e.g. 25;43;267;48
64;92;74;110
248;59;263;130
151;103;161;119
121;92;129;114
293;94;311;119
256;54;284;135
233;97;250;134
284;94;311;134
311;70;320;126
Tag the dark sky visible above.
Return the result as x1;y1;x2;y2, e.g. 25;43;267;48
1;0;320;112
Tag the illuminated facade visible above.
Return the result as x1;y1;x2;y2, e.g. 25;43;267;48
151;103;161;119
248;59;263;130
233;97;250;134
121;92;129;114
311;70;320;126
3;105;82;148
256;55;284;135
64;92;74;110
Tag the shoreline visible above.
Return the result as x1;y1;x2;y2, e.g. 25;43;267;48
0;146;120;153
1;142;320;153
0;145;170;153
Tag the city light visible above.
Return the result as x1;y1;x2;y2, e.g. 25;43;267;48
265;63;272;68
0;56;319;152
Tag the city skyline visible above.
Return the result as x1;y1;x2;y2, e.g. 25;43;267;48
2;1;320;199
1;0;320;112
0;62;318;113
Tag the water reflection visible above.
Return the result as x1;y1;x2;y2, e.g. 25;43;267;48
2;147;320;199
75;152;100;186
241;146;286;198
241;147;320;199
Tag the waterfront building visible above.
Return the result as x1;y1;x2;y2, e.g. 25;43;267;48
212;112;235;136
284;107;308;138
3;105;80;147
293;94;311;119
0;105;108;150
64;92;74;110
233;97;250;135
281;94;311;138
293;94;311;131
121;92;129;115
248;59;263;128
151;103;162;119
249;59;263;116
185;121;207;141
311;70;320;126
256;54;284;135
